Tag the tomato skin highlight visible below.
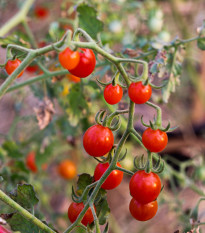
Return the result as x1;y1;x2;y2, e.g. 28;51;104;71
129;170;161;204
142;128;168;152
103;84;123;105
83;125;114;157
59;48;80;70
129;198;158;221
94;162;123;190
128;81;152;104
69;48;96;78
58;160;77;180
68;202;95;226
5;59;24;78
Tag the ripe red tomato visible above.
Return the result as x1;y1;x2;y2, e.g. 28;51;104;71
129;170;161;204
103;84;123;105
26;65;38;73
68;202;95;226
26;151;47;173
69;48;96;78
58;160;77;180
5;59;24;78
83;125;114;157
34;6;49;18
26;151;37;173
128;81;152;104
67;74;81;83
59;48;80;70
129;198;158;221
0;225;12;233
94;162;123;190
142;128;168;152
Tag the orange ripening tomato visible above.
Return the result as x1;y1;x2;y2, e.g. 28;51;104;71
59;48;80;70
67;74;81;83
58;160;77;179
5;59;24;78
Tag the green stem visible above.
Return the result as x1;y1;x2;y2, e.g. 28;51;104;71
6;70;69;93
146;101;162;128
22;20;38;48
0;190;55;233
90;204;101;233
115;166;134;176
0;53;35;99
0;0;35;37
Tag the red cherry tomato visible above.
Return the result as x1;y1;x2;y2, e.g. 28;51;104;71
129;198;158;221
94;162;123;190
128;81;152;104
26;151;47;173
142;128;168;152
68;202;95;226
83;125;114;157
0;225;12;233
129;170;161;204
5;59;24;78
59;48;80;70
69;48;96;78
58;160;77;180
26;64;38;73
103;84;123;105
26;151;37;173
34;6;49;18
67;74;81;83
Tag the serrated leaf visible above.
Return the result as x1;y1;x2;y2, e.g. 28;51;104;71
77;4;103;40
76;173;93;196
2;141;23;158
197;38;205;50
7;213;45;233
9;184;39;210
96;197;110;225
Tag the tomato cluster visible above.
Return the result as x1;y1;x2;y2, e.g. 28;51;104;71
129;170;161;221
59;47;96;78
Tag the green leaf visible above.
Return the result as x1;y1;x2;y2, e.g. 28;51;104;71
77;4;103;40
7;213;45;233
150;63;158;74
2;141;23;158
197;38;205;50
9;184;39;210
76;173;93;196
96;197;110;225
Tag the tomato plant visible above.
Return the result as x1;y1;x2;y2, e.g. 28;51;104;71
128;81;152;104
68;202;95;226
58;160;77;180
103;84;123;105
94;162;123;190
83;124;114;157
5;59;24;78
0;1;205;233
129;170;161;204
142;128;168;152
129;198;158;221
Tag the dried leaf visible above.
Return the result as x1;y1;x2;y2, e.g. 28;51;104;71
34;97;55;130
